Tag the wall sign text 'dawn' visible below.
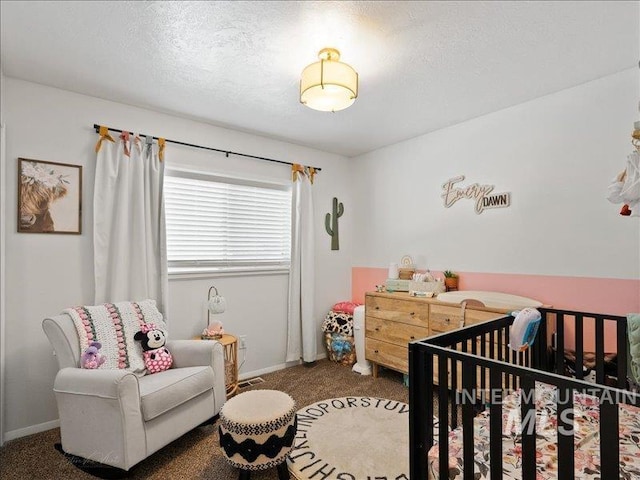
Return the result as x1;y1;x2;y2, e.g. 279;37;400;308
441;175;511;214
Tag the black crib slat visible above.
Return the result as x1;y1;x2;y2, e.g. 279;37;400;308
451;357;458;429
556;313;565;375
462;362;476;480
510;326;518;390
490;330;496;361
575;315;584;380
534;311;547;370
595;318;605;384
516;348;531;388
481;334;487;394
556;388;574;479
520;375;536;480
504;326;513;392
438;356;449;479
600;400;619;479
617;321;628;389
409;345;429;480
489;369;503;480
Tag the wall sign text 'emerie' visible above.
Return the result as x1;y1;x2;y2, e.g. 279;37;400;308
441;175;511;214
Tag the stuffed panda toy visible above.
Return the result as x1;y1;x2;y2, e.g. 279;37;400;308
134;323;173;374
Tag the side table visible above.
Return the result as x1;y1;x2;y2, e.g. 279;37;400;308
196;333;239;398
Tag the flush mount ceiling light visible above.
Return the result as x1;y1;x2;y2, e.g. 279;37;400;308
300;48;358;112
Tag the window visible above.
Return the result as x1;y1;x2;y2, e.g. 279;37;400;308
164;170;292;273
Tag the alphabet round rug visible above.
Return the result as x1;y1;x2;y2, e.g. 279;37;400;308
287;397;438;480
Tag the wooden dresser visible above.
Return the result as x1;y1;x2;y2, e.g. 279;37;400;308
365;292;510;377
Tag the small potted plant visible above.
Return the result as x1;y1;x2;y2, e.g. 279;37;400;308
443;270;459;291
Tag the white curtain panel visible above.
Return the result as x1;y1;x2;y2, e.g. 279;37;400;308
286;168;316;362
94;135;168;314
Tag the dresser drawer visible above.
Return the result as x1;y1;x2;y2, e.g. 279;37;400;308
365;338;408;373
365;295;429;327
463;308;504;325
430;304;503;334
366;317;429;346
429;304;462;334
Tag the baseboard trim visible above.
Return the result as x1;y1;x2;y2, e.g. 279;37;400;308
238;352;327;381
239;363;287;381
5;419;60;442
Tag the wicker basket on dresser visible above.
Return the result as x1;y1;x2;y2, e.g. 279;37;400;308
364;292;510;378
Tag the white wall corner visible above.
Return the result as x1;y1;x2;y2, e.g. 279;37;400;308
0;120;6;447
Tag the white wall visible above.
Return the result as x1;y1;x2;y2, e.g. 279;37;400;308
4;67;637;440
0;68;7;446
2;78;353;436
352;69;640;280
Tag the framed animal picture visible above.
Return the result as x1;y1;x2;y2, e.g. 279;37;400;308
18;158;82;234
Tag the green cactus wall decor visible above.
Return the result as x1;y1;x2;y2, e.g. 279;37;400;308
325;197;344;250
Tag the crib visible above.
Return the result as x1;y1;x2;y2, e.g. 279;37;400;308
408;307;640;480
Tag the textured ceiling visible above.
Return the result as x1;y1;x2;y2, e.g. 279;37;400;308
1;1;638;157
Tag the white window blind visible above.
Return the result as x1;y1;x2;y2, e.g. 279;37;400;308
164;170;292;272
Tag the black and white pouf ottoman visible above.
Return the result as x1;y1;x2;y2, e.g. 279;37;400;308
219;389;297;480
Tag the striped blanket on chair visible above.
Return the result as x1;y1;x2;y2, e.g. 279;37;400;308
64;299;166;373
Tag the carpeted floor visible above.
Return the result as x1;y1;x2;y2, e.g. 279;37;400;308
0;360;410;479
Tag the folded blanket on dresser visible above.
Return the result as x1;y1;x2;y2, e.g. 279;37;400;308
63;299;166;373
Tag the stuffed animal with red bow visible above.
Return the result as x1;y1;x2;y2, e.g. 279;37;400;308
134;323;173;374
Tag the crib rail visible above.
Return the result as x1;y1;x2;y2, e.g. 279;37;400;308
542;307;628;386
409;308;636;480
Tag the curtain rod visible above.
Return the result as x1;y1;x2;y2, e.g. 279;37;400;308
93;124;321;171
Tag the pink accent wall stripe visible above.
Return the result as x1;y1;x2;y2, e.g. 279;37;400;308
352;267;640;315
353;267;639;351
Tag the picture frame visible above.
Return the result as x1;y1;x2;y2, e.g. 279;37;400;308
17;158;82;234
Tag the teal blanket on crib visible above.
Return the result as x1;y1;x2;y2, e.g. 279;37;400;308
628;313;640;384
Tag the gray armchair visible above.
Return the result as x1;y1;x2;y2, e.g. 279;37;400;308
43;313;226;471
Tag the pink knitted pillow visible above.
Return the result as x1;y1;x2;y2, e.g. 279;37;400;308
331;301;361;315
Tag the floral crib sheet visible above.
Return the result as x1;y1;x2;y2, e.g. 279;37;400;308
428;382;640;479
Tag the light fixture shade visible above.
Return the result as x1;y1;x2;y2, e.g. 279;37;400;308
207;285;226;316
208;294;226;314
300;48;358;112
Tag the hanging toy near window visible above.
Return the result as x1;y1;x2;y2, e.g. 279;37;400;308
607;112;640;217
509;308;542;352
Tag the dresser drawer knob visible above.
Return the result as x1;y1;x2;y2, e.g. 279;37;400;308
410;312;415;316
410;336;415;340
375;306;380;310
445;318;450;323
375;327;380;332
374;349;379;354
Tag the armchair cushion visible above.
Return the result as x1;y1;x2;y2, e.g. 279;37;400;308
139;366;214;421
